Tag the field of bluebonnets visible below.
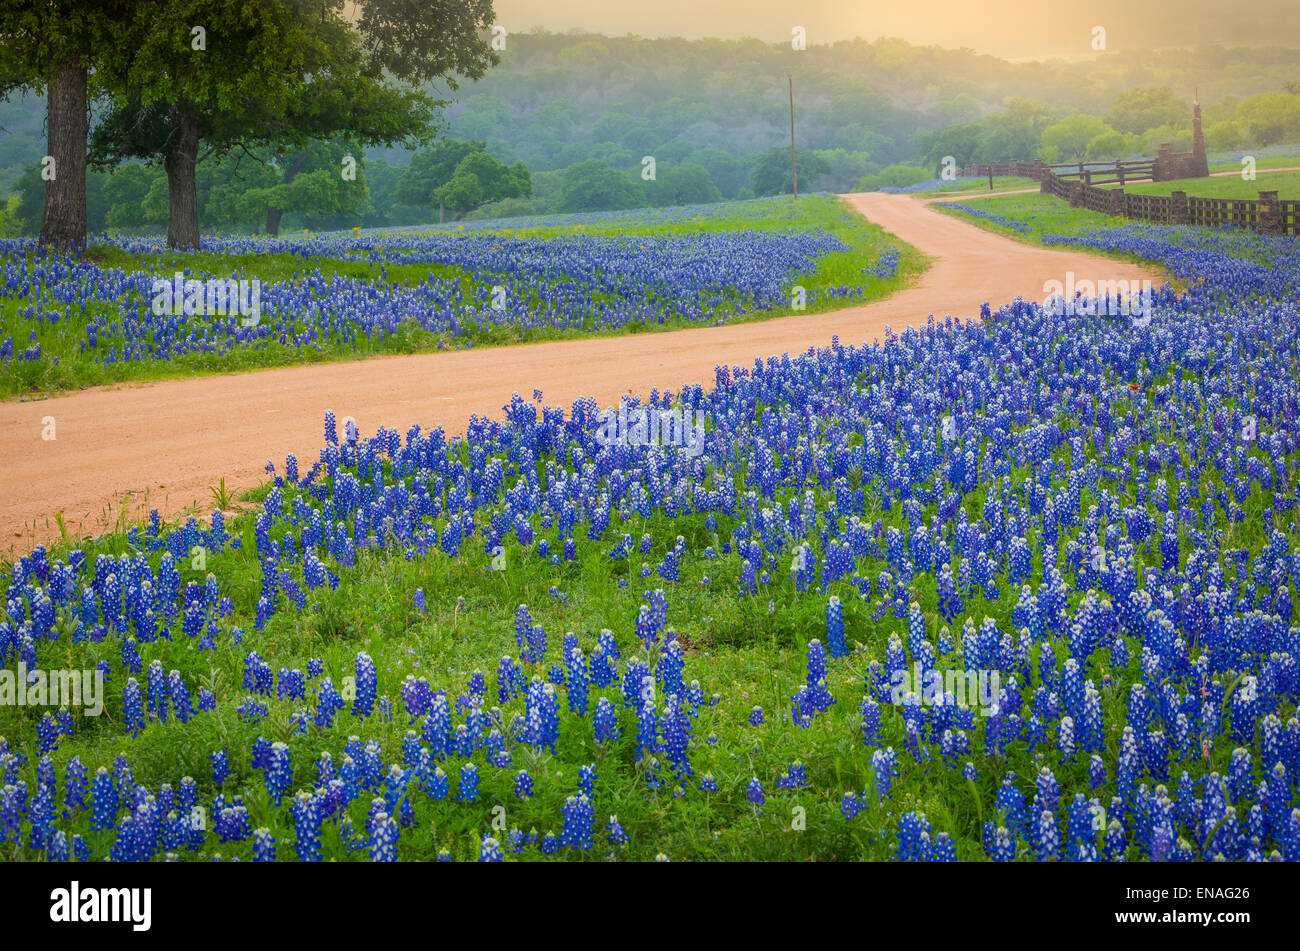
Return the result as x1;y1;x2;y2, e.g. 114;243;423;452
2;191;1300;863
0;195;916;399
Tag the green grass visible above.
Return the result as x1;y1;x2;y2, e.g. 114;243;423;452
1101;168;1300;199
1208;153;1300;174
932;192;1121;241
0;195;926;402
927;191;1233;300
929;191;1186;285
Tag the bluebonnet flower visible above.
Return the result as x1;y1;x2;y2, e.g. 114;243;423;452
606;815;628;847
0;783;26;845
937;563;963;621
292;792;322;862
794;639;835;724
1035;808;1060;862
458;763;479;803
215;800;252;843
423;766;448;802
36;714;60;755
896;811;933;862
777;761;808;790
478;835;503;862
264;742;292;804
45;829;70;862
594;696;620;743
169;671;195;724
825;595;847;658
578;764;597;799
840;792;862;820
515;769;534;800
657;638;685;699
984;823;1016;861
565;645;589;715
314;678;345;728
525;678;560;752
63;756;86;816
871;748;897;801
237;696;268;722
123;678;145;736
211;748;230;787
369;810;399;862
659;693;693;783
860;697;880;747
352;651;377;718
497;655;524;703
561;794;594;850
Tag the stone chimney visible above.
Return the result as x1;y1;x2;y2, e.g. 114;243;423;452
1191;88;1209;177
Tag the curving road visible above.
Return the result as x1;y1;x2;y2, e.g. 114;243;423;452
0;192;1163;554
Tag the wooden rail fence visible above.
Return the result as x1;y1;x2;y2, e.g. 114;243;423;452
955;158;1298;236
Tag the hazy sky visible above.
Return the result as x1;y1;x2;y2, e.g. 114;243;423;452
493;0;1300;59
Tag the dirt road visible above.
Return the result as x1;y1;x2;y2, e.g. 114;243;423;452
0;192;1163;554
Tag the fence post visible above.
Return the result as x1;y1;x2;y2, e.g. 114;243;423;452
1069;180;1085;207
1170;190;1189;225
1153;144;1172;182
1258;190;1280;235
1109;188;1125;217
1032;159;1044;182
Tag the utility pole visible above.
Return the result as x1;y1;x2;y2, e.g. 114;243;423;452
789;74;798;198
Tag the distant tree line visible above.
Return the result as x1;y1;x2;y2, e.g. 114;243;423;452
2;26;1298;236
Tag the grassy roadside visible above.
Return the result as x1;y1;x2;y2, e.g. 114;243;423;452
928;192;1183;286
908;176;1026;198
1208;153;1300;174
1102;168;1300;199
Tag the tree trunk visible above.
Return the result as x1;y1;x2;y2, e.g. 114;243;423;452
40;55;89;250
163;104;201;249
265;153;304;236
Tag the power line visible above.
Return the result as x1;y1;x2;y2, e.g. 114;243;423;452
788;74;798;198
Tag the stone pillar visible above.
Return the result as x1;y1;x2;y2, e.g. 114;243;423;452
1032;158;1045;182
1258;190;1281;234
1069;180;1085;207
1170;190;1189;225
1153;144;1172;182
1109;188;1125;217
